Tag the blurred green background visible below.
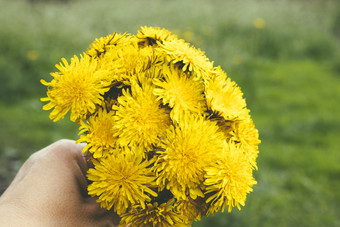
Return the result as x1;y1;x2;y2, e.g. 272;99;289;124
1;0;340;226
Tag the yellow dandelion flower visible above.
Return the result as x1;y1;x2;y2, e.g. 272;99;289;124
233;119;261;169
88;45;129;85
77;107;116;159
40;54;112;122
209;113;260;168
205;67;249;121
204;141;257;214
87;150;157;215
160;38;214;79
119;199;188;227
102;44;165;84
254;18;266;29
86;32;131;57
153;66;206;122
175;197;208;224
108;44;161;82
112;76;171;150
137;26;178;46
27;50;38;61
155;115;225;200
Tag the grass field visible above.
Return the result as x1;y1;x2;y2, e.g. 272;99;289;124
1;0;340;226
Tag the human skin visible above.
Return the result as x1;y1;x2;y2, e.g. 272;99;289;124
0;139;120;227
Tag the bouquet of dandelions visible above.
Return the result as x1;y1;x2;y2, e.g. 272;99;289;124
41;26;260;226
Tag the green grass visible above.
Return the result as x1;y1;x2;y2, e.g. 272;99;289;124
1;0;340;226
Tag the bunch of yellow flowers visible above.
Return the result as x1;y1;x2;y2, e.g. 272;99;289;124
41;26;260;227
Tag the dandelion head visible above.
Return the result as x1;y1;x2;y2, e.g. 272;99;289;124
254;18;266;29
155;115;225;200
113;76;171;150
205;68;249;121
86;32;130;58
204;141;257;215
137;26;178;46
77;107;116;159
153;67;206;122
120;199;187;227
87;150;157;215
175;197;208;224
160;39;214;79
41;54;112;122
233;119;261;168
27;50;38;61
114;44;160;79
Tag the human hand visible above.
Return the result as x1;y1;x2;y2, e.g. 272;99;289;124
0;139;120;227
